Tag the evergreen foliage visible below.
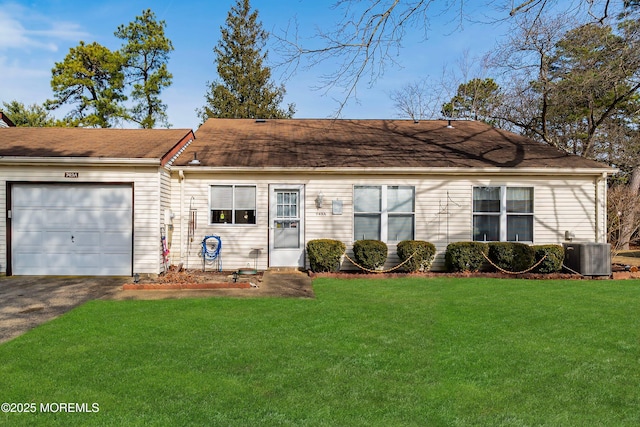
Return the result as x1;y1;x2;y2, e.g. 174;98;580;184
46;41;127;127
1;101;57;127
532;245;565;273
487;242;535;272
307;239;346;272
397;240;437;272
199;0;294;121
116;9;174;128
441;78;501;124
352;240;388;270
445;242;489;272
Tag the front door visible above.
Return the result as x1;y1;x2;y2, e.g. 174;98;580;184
269;185;305;267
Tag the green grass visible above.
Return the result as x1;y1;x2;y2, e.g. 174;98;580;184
1;277;639;426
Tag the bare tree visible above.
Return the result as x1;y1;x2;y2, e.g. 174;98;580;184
275;0;619;114
389;50;492;120
608;174;640;252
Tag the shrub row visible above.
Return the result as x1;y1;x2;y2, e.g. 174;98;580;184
308;239;564;274
306;239;436;273
444;241;564;273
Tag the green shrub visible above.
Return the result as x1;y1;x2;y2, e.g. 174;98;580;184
307;239;346;272
397;240;437;272
352;240;388;271
532;245;565;273
445;242;489;272
487;242;535;272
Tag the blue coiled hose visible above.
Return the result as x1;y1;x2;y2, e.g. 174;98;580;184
201;235;222;271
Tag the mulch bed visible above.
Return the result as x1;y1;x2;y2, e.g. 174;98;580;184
123;268;262;290
309;271;583;280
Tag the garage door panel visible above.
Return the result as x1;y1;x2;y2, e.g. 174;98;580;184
12;187;44;207
12;230;45;247
42;188;70;207
13;209;45;228
75;253;102;267
44;209;74;228
102;231;132;247
74;209;104;227
72;231;101;247
100;209;133;227
11;184;133;276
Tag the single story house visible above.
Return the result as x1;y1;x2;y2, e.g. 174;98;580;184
0;127;194;276
169;119;614;272
1;118;614;276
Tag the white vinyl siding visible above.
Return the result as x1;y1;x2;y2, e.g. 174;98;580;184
166;173;606;272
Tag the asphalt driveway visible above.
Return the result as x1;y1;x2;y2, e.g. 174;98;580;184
0;276;126;344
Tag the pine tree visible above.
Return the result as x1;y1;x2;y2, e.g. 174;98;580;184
199;0;294;120
116;9;174;128
2;100;57;127
45;41;127;128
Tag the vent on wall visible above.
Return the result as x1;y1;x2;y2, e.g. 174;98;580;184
563;243;611;276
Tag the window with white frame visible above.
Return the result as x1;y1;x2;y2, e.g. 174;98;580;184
210;185;256;225
354;185;415;241
473;186;533;242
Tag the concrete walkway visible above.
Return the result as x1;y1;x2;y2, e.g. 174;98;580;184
0;270;313;344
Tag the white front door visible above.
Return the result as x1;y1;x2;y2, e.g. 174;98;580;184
269;185;305;267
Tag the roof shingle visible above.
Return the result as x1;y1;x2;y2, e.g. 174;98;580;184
0;128;194;161
175;119;609;169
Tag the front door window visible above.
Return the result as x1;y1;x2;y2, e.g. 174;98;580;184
274;191;300;249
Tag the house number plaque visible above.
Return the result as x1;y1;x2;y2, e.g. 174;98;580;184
64;172;79;178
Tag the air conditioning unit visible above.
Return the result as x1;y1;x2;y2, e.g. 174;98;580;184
562;243;611;276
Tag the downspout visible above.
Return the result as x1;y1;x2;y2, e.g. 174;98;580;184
179;170;185;262
595;172;606;243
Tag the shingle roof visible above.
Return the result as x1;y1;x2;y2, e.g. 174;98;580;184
174;119;609;170
0;127;194;162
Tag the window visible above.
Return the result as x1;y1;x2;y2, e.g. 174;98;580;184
473;186;533;242
210;185;256;225
354;185;415;241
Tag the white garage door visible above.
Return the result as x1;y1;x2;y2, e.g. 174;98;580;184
11;184;133;276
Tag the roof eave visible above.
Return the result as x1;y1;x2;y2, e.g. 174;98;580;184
172;166;617;176
0;157;161;166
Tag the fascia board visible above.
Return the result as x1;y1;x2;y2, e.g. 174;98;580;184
172;166;617;176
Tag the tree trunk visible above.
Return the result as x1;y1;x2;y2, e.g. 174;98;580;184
619;166;640;250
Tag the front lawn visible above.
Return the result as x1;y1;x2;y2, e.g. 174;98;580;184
1;277;639;426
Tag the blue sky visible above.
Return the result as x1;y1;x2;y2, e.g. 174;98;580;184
0;0;511;130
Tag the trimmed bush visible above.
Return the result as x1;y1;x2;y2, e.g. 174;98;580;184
445;242;489;272
397;240;437;272
307;239;346;272
352;240;388;271
532;245;565;273
487;242;535;272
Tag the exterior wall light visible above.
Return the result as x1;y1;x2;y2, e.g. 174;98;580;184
315;192;324;209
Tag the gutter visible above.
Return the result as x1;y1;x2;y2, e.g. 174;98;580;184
171;166;617;177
